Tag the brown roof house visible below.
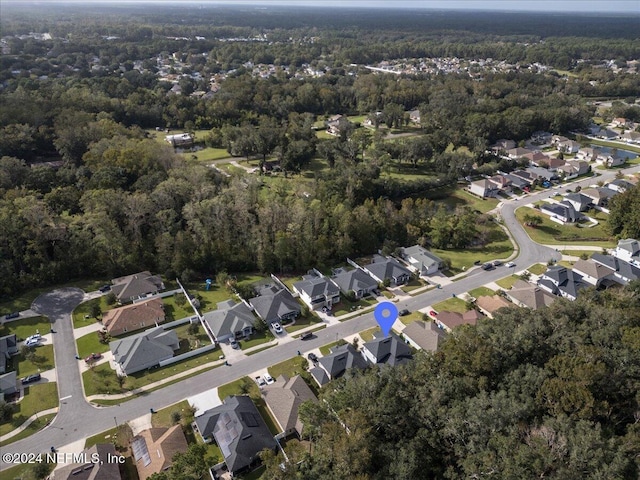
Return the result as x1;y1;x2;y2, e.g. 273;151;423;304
102;298;165;336
262;374;317;438
505;280;557;310
111;271;165;303
475;295;514;318
571;259;616;287
131;425;188;480
435;310;484;332
402;321;447;352
51;444;122;480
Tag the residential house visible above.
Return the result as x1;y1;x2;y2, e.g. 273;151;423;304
475;295;514;318
110;271;165;303
557;139;580;154
101;298;165;337
506;147;533;159
563;193;593;212
131;425;188;480
537;266;588;301
326;115;353;136
509;170;537;185
551;135;569;146
330;268;378;299
310;344;368;386
249;286;301;325
202;300;257;343
362;255;412;286
612;117;629;128
194;396;277;475
531;131;552;145
572;259;616;287
556;163;579;180
576;147;602;162
435;310;484;332
402;321;447;352
110;327;179;376
488;174;512;191
164;133;194;147
621;131;640;144
540;157;566;171
614;238;640;266
523;151;550;166
400;245;445;276
490;139;516;154
540;201;578;224
262;374;317;437
468;179;499;198
607;179;635;193
361;332;413;367
505;280;556;310
580;187;616;207
292;270;341;311
0;334;18;374
408;109;421;124
591;254;640;285
0;371;17;396
596;153;627;168
504;173;531;190
52;444;122;480
527;166;556;182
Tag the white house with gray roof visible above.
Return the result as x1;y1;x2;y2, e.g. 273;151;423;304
292;270;340;311
330;268;378;299
363;255;412;286
361;332;413;367
614;238;640;266
110;327;179;375
400;245;445;276
110;271;165;303
249;287;300;325
202;300;257;343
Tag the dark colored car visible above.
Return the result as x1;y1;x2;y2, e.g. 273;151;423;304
21;373;41;385
300;332;314;340
399;309;410;316
481;263;494;271
99;285;111;293
473;260;482;266
85;353;103;363
308;352;318;363
229;339;240;349
5;312;20;320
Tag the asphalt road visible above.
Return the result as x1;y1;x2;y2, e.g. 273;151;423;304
1;163;638;470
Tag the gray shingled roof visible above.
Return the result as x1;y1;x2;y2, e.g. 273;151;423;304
262;375;317;435
293;275;339;299
362;332;413;366
249;289;300;324
402;321;447;352
194;396;276;474
110;271;164;301
331;268;377;295
53;444;122;480
401;245;444;273
507;280;557;310
365;255;412;283
318;344;368;379
110;327;178;375
202;301;257;340
540;266;587;299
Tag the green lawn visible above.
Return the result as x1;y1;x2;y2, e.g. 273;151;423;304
191;147;231;162
319;340;346;356
400;279;426;294
0;279;106;317
239;330;275;350
268;356;309;380
84;423;133;451
163;294;197;321
496;275;521;290
527;263;548;275
332;296;377;317
434;243;512;275
12;345;55;377
171;323;211;348
443;188;500;214
399;311;424;326
183;282;234;312
560;249;597;258
588;138;640;154
0;456;56;480
72;296;114;329
0;383;58;437
359;327;380;342
432;297;468;314
76;332;110;359
286;314;322;333
468;287;496;298
0;413;56;447
0;316;51;340
82;346;221;397
515;207;616;247
151;399;193;428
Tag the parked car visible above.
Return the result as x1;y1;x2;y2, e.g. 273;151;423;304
263;373;275;385
429;310;438;318
24;338;39;347
229;338;239;349
85;353;103;363
505;262;516;268
98;285;111;293
26;333;41;341
300;332;314;340
399;309;410;316
5;312;20;320
308;352;319;363
493;260;503;266
255;376;266;387
21;373;41;385
481;263;494;271
272;322;283;334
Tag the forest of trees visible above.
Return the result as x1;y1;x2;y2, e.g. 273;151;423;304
255;284;640;479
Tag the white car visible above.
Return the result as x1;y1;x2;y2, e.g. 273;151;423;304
24;338;39;347
26;333;41;342
505;262;516;268
263;374;275;385
255;376;266;387
272;323;283;334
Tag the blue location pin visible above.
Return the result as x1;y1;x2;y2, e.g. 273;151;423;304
374;302;398;337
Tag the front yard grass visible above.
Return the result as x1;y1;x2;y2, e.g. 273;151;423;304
468;287;496;298
240;330;275;350
151;399;193;428
72;296;113;329
268;356;309;380
400;279;425;294
82;346;221;396
0;382;58;437
432;297;468;314
319;340;346;356
0;413;56;446
515;206;616;247
332;296;377;317
495;275;521;290
0;315;50;340
359;327;380;342
527;263;548;275
399;311;424;326
76;332;110;359
12;344;55;377
0;457;56;480
286;314;322;333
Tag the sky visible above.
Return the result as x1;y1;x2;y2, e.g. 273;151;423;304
4;0;640;12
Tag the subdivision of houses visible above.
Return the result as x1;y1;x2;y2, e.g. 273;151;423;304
400;245;445;276
131;425;188;480
330;267;378;299
201;300;257;343
262;374;318;438
110;271;165;303
110;326;179;376
101;298;166;336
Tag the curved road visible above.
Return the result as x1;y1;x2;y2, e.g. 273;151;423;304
1;165;638;470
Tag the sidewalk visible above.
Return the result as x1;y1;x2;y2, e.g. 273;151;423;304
0;407;59;442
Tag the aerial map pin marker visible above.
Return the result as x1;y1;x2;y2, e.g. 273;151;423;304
374;302;398;337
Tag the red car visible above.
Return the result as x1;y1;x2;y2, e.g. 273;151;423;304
429;310;438;318
85;353;103;363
